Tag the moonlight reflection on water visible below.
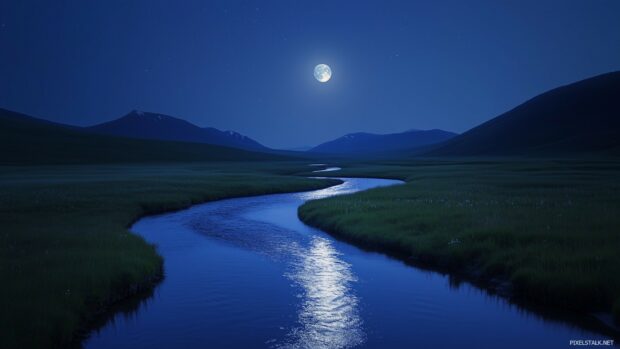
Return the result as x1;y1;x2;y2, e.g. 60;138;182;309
280;237;363;349
84;176;609;349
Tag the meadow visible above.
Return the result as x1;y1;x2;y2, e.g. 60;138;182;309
298;159;620;322
0;162;339;349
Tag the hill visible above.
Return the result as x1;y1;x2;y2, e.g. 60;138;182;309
426;72;620;156
310;129;457;155
87;110;267;151
0;108;285;165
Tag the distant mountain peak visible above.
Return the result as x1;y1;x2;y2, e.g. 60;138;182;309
342;132;374;139
127;110;171;121
224;130;251;140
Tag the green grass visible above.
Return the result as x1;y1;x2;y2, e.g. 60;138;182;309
298;159;620;320
0;162;340;348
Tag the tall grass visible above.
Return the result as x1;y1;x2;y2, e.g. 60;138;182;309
0;162;339;348
298;159;620;320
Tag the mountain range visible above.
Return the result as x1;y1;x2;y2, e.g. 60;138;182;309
88;110;268;151
0;108;285;165
1;71;619;164
311;129;457;154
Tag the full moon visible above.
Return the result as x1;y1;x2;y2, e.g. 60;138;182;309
314;64;332;82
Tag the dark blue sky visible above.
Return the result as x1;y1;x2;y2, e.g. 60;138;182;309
1;1;619;148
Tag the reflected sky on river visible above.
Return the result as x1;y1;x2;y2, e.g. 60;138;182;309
85;177;615;349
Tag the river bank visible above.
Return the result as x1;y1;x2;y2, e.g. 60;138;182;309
297;159;620;335
0;162;340;349
85;175;614;349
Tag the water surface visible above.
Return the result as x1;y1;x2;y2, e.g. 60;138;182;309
85;178;614;349
312;167;342;173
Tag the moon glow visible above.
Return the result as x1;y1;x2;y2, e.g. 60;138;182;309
314;64;332;82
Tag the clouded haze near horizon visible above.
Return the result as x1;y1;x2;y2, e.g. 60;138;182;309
1;1;620;148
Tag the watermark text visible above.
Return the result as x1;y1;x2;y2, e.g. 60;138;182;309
569;339;614;346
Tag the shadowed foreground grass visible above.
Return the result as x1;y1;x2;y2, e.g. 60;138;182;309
0;162;339;349
298;159;620;321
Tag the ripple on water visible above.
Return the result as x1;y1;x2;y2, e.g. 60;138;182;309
277;237;364;349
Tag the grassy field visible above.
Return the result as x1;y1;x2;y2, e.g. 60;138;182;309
298;159;620;321
0;162;340;349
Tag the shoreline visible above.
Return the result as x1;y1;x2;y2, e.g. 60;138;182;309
70;266;164;348
72;176;343;348
297;198;620;341
69;168;620;347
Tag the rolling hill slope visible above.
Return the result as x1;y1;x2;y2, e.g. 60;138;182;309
426;72;620;156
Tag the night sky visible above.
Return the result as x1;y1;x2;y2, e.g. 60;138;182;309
1;1;620;148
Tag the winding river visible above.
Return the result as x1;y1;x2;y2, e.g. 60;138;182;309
85;176;615;348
